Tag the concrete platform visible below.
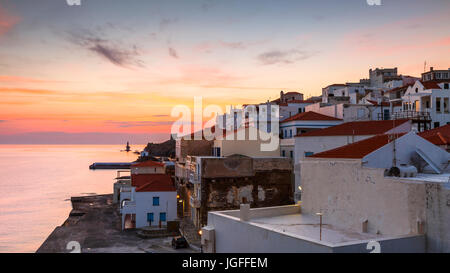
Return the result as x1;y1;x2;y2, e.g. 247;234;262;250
36;194;198;253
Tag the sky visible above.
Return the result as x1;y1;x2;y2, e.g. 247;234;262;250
0;0;449;144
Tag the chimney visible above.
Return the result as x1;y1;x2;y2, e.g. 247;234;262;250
280;91;284;103
430;67;434;71
240;204;250;222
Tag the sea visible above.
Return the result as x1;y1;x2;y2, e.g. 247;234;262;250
0;144;145;253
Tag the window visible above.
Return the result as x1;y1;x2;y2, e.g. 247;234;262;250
160;212;167;222
153;197;160;206
383;109;390;120
305;152;314;157
290;151;293;159
282;150;286;157
434;122;440;128
147;213;154;223
436;98;441;112
445;83;449;89
289;129;292;138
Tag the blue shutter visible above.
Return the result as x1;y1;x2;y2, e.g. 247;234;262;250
160;212;167;222
153;197;160;206
147;213;154;222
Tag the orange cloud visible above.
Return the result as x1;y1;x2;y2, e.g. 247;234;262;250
0;75;65;84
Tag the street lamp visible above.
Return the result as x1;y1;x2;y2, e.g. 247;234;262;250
316;212;323;241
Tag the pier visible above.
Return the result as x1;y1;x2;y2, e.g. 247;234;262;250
89;162;132;170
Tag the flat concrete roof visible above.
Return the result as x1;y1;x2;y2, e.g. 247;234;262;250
248;213;384;246
401;172;450;183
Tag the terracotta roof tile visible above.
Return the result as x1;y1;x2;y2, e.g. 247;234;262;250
131;174;176;192
420;80;449;90
281;111;342;123
132;160;165;168
308;133;406;159
296;119;410;137
418;124;450;145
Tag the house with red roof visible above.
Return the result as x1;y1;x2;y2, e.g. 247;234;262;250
120;172;177;230
400;77;450;129
131;160;165;175
279;111;343;159
292;119;412;201
299;131;450;252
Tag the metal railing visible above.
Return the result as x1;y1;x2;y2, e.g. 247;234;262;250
391;110;431;121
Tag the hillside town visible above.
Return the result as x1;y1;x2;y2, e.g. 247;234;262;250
105;66;450;253
38;66;450;253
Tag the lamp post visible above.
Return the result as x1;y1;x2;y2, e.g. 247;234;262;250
316;212;323;241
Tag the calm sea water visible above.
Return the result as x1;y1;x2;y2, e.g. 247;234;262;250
0;144;145;253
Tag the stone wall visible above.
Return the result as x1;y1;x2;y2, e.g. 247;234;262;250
199;170;293;227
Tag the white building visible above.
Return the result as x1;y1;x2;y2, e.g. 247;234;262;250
120;172;177;230
212;126;280;158
301;132;450;252
201;132;450;253
400;80;450;129
292;119;412;200
279;111;343;159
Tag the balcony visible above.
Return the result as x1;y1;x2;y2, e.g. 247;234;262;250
190;195;201;208
392;110;431;121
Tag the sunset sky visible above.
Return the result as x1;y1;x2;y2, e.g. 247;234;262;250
0;0;449;144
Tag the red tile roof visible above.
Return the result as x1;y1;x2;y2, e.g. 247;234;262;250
420;80;449;90
418;124;450;145
132;160;165;168
386;84;412;94
308;133;406;159
131;174;176;192
281;111;342;123
366;100;391;107
284;91;303;95
296;119;410;137
325;84;347;88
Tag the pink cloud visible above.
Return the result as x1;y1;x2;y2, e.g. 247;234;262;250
340;11;450;56
0;4;20;37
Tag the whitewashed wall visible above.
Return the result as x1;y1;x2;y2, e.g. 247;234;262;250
134;191;177;228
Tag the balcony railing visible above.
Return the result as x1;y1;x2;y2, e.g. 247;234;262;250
392;110;431;121
120;200;136;214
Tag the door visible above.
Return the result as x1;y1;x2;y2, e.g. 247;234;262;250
160;212;167;222
147;213;154;225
